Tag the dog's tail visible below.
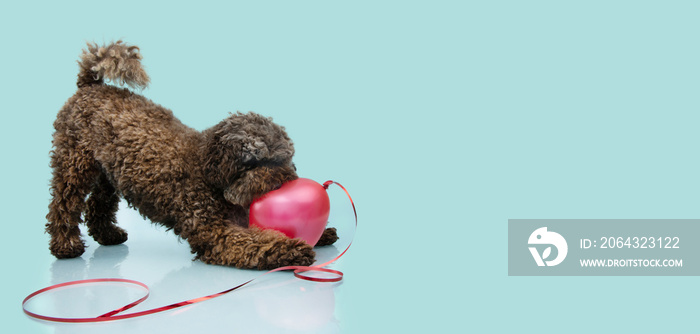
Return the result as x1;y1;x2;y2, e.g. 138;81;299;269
76;40;150;89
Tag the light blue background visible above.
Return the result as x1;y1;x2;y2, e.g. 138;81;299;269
2;1;699;332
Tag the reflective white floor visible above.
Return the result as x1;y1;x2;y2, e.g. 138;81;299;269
22;201;352;333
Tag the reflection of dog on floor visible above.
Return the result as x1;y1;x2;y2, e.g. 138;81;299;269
45;41;338;269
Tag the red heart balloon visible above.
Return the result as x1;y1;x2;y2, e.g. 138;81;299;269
249;178;330;246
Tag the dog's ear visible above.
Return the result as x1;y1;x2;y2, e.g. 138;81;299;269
201;123;240;188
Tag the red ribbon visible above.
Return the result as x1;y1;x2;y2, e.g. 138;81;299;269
23;180;356;323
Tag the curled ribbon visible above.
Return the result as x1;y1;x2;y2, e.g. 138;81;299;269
23;180;356;323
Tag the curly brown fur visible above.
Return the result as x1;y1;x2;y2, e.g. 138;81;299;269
315;227;339;247
77;40;149;89
46;41;337;269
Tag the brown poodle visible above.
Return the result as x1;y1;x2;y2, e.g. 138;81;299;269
46;41;338;269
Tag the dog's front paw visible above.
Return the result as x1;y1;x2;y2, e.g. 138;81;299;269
259;238;315;269
315;227;339;247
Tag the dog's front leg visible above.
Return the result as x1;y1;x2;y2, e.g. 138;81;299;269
184;223;316;269
315;227;339;247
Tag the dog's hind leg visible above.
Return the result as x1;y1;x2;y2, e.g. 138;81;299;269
85;172;128;246
46;134;99;258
